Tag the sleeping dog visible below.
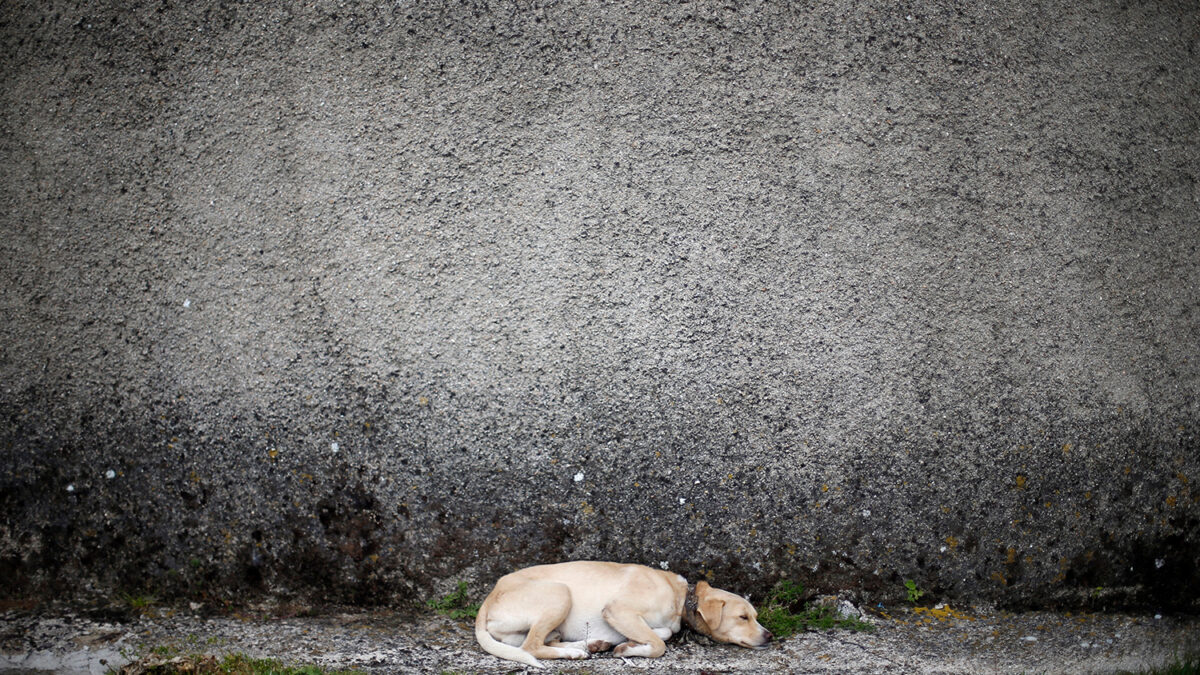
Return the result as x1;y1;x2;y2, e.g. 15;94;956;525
475;561;772;667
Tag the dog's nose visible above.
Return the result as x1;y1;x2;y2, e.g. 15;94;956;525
762;630;773;643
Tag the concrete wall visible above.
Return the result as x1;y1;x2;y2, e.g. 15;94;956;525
1;0;1197;609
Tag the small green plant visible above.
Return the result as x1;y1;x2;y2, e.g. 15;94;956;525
426;581;480;620
904;579;925;604
120;592;158;614
756;580;873;639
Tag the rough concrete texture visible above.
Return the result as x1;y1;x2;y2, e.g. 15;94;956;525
2;604;1198;674
1;0;1198;610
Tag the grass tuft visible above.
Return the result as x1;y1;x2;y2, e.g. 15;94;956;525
756;580;874;639
426;581;480;620
119;592;158;615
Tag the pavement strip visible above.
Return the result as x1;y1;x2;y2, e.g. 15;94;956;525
1;604;1196;674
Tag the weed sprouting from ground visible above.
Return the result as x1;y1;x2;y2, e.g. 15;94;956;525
904;579;925;604
756;580;874;639
426;581;480;620
119;593;158;615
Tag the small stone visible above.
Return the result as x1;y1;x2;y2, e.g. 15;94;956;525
838;599;862;619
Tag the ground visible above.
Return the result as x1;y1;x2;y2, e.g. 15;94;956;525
1;603;1195;674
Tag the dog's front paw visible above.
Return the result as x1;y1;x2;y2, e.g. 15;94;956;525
560;647;589;660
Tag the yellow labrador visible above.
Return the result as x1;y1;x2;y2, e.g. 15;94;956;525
474;561;772;668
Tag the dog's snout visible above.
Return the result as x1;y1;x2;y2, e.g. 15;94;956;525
762;630;773;644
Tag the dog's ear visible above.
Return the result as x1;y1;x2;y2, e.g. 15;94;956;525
697;582;725;629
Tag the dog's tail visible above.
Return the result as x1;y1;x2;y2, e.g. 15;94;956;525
474;590;543;669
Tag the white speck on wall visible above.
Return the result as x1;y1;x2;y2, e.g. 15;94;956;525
1021;636;1038;642
66;484;74;492
1155;558;1164;569
659;561;669;569
678;497;685;505
330;442;339;453
862;509;871;517
183;298;191;308
940;546;947;553
574;471;584;482
105;470;115;479
693;479;699;484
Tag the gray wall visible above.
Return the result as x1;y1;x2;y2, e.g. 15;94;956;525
2;0;1197;609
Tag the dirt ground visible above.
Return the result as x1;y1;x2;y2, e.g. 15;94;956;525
2;602;1196;674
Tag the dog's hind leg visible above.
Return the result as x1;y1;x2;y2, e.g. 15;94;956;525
518;581;589;661
601;604;667;658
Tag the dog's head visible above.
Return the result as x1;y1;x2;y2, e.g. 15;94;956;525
685;581;773;648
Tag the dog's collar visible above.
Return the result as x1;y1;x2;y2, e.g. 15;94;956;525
683;583;712;637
